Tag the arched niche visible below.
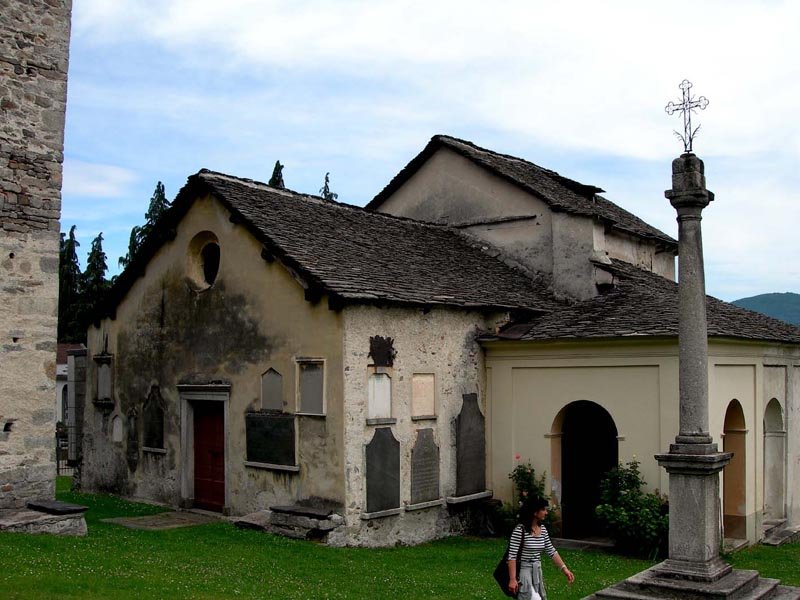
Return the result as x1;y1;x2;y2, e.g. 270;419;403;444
551;400;618;538
723;399;747;539
763;398;785;521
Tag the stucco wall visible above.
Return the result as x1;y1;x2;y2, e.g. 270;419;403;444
82;195;345;515
378;148;548;225
604;230;676;280
0;0;72;508
485;337;800;545
334;304;492;546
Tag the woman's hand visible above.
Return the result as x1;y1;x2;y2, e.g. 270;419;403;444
562;566;575;584
508;578;519;594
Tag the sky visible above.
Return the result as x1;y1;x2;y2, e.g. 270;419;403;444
61;0;800;302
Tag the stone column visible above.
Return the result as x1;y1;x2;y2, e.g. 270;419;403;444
654;153;732;581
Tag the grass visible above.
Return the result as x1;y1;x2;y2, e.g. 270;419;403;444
0;477;797;599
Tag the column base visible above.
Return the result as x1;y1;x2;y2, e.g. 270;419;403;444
651;557;731;582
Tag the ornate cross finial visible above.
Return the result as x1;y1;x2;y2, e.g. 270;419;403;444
665;79;709;153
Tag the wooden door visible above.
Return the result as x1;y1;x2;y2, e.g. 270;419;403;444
193;401;225;512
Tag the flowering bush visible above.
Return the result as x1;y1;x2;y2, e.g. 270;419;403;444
595;459;668;558
506;460;561;535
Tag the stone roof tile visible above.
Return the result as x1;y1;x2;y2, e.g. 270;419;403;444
489;260;800;344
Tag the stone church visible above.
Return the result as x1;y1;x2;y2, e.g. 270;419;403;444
79;134;800;547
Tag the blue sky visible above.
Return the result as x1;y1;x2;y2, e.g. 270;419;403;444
61;0;800;301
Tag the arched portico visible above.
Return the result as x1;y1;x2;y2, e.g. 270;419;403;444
763;398;786;521
551;400;618;538
723;399;747;539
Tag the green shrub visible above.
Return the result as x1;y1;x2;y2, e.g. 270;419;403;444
595;459;668;559
508;461;561;536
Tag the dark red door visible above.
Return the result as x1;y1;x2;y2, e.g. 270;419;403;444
193;402;225;512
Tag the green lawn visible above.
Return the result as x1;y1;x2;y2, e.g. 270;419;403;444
0;478;797;599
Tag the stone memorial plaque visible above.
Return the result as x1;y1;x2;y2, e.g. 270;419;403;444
126;407;139;472
411;428;440;504
455;393;486;497
261;368;283;411
365;427;400;513
246;412;296;466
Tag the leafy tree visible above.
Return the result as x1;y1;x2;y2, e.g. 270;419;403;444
319;172;338;201
58;225;83;341
118;181;169;268
82;231;109;321
141;181;170;238
118;225;142;269
268;160;285;189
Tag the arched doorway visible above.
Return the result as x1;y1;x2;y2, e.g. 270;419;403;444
557;400;618;538
763;399;785;521
723;400;747;539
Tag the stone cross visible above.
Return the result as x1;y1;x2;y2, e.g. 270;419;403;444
665;79;709;153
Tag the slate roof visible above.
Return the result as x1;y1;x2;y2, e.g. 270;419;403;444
368;135;677;249
104;170;561;315
485;260;800;345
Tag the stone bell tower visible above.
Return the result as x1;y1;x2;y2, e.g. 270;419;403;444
0;0;73;509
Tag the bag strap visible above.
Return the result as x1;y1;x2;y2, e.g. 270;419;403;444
516;527;525;562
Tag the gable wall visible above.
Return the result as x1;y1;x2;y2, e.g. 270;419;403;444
82;195;345;514
376;147;672;300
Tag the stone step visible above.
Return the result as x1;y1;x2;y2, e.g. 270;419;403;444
734;578;778;600
762;525;800;547
769;585;800;600
233;508;344;542
724;537;750;553
762;519;786;539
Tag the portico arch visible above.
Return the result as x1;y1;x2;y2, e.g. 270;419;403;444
552;400;618;538
723;399;747;539
763;398;785;521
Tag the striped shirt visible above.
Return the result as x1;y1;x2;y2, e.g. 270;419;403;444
506;524;557;564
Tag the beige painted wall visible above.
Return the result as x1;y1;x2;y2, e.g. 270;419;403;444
83;194;345;515
334;304;493;546
485;337;800;545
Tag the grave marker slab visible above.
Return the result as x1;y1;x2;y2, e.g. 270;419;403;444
455;393;485;497
365;427;400;513
411;428;440;504
245;412;296;466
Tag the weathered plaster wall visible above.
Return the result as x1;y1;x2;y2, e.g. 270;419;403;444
0;0;72;508
378;148;548;225
485;337;800;546
82;195;345;515
604;230;676;280
551;212;597;300
334;304;492;546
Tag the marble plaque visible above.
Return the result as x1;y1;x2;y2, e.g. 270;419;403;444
411;428;440;504
261;368;283;411
246;412;296;466
455;393;486;497
365;427;400;513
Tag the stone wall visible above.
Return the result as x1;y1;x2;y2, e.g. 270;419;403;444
333;304;493;547
0;0;72;508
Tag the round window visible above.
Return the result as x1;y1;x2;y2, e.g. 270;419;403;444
186;231;220;291
201;243;220;285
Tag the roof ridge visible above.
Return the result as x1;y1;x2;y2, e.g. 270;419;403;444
433;134;604;196
199;168;480;233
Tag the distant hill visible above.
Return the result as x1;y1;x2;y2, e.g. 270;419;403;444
732;292;800;326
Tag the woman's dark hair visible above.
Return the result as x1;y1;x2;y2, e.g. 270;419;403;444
518;497;549;529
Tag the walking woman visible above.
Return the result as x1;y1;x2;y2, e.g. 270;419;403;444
507;497;574;599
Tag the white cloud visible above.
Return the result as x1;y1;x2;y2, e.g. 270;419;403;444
62;159;138;198
65;0;800;295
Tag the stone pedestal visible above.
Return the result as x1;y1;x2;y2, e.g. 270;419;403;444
587;152;800;599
